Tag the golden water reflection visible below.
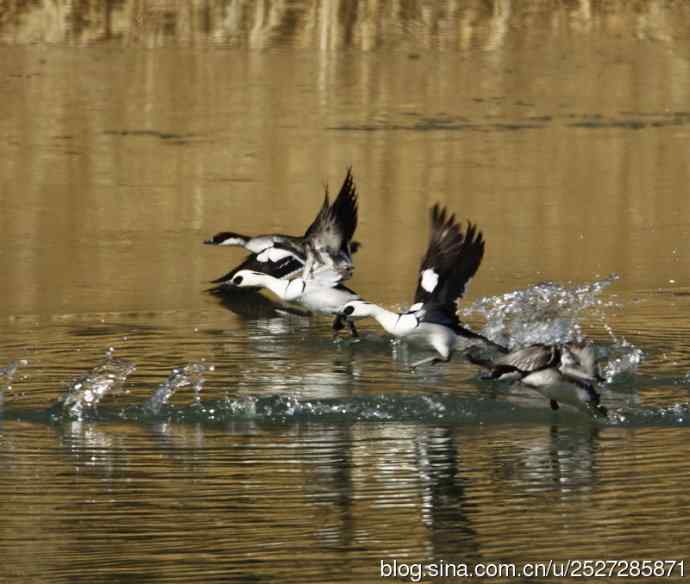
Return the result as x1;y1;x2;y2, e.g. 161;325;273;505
2;1;690;316
3;1;690;50
2;3;690;583
1;419;689;582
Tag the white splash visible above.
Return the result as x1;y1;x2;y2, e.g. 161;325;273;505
59;350;136;419
145;362;214;414
0;359;29;405
463;275;642;380
464;274;620;347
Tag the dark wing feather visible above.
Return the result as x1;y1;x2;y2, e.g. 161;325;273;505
432;221;485;307
329;168;358;256
493;345;558;373
303;168;358;258
413;205;464;304
414;205;485;308
302;192;331;240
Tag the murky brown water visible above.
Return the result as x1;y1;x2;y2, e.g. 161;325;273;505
1;1;690;583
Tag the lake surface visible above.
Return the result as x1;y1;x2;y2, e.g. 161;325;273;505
1;1;690;582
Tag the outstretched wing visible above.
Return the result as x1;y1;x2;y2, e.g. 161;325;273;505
304;168;358;254
413;205;484;306
302;191;331;241
414;205;462;304
431;221;485;307
302;168;359;280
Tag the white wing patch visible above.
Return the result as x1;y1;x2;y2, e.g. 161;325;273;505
420;269;439;293
407;302;423;312
257;247;298;264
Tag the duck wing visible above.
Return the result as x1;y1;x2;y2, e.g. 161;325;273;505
303;168;359;280
494;344;559;373
413;204;462;305
413;205;484;307
413;205;489;343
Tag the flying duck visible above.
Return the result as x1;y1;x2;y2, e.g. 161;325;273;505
205;169;359;286
338;204;506;369
227;171;362;337
467;341;608;418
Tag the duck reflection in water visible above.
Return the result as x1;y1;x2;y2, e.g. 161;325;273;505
492;425;601;496
415;427;480;561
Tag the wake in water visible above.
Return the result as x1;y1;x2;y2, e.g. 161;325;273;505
43;352;213;420
1;277;685;427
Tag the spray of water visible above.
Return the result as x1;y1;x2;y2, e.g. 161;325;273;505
463;274;642;378
58;349;136;419
0;359;29;408
144;362;214;415
0;359;29;406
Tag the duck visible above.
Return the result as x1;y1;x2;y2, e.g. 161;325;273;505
227;171;362;337
466;341;608;418
205;169;359;286
229;268;361;336
338;204;507;369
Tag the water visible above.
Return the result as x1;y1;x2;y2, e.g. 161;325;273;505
2;1;690;582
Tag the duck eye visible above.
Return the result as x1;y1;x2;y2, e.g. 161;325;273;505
232;276;243;286
343;306;355;316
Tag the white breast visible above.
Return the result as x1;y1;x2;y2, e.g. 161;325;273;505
299;286;358;315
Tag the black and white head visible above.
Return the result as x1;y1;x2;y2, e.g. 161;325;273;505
340;300;376;319
204;231;249;246
230;270;267;288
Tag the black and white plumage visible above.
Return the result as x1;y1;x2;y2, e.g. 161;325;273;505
208;245;304;287
228;268;361;333
205;168;359;286
467;342;608;418
339;204;506;369
221;170;362;337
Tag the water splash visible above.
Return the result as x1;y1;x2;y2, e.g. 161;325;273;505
144;362;214;414
146;394;689;428
599;340;644;382
464;275;620;347
463;275;643;379
57;349;136;419
0;359;29;405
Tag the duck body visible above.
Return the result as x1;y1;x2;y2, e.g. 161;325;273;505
339;205;506;369
467;342;607;418
230;269;361;335
206;169;359;287
298;284;360;315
